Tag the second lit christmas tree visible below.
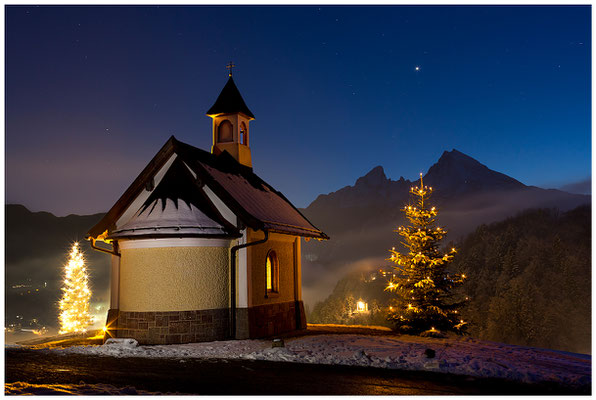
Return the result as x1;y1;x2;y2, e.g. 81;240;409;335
59;242;93;334
386;174;467;335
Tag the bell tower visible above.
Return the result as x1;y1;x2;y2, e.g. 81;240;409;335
207;63;255;168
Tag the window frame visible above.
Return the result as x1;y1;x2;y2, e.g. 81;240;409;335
239;122;248;145
265;249;279;297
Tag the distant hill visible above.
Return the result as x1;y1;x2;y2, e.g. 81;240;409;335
559;178;591;195
300;149;590;305
5;205;109;328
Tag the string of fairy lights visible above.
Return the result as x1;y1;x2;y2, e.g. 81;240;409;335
385;173;468;333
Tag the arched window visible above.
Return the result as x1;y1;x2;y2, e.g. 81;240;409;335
217;120;233;143
266;250;279;294
239;122;248;145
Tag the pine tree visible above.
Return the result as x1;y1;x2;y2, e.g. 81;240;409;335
386;174;467;335
59;242;93;334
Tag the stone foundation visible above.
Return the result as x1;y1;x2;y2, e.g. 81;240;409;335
114;309;230;345
105;301;306;344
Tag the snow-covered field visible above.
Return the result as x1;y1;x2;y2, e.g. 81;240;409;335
39;330;590;389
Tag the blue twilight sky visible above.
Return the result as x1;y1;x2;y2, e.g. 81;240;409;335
5;5;591;216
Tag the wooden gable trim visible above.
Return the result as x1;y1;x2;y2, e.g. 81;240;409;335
191;172;242;237
180;156;265;232
180;160;239;234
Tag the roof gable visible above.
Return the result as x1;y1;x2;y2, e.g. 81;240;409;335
109;158;239;239
88;136;328;241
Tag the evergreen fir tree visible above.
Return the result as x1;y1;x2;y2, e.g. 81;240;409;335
386;174;467;334
59;242;93;334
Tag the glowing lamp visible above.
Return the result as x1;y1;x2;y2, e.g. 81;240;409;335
355;300;368;313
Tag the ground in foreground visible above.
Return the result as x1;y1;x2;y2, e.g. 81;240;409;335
4;348;587;395
5;325;591;395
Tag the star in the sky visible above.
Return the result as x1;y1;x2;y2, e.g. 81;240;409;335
415;66;420;71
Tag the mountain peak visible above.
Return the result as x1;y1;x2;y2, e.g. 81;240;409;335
355;166;387;187
437;149;482;167
425;149;524;193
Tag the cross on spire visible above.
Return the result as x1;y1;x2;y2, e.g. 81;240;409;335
226;61;235;77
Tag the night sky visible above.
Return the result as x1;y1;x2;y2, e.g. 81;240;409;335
6;5;591;216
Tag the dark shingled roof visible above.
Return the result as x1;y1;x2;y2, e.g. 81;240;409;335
206;77;255;119
88;136;328;240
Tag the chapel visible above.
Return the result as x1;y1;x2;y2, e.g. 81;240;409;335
87;70;328;345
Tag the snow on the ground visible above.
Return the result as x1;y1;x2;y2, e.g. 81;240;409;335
41;333;590;388
5;381;179;395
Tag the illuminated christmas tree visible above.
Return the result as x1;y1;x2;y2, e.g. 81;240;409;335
386;174;467;334
59;242;93;334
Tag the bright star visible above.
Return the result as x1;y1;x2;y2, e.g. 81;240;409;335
415;66;420;71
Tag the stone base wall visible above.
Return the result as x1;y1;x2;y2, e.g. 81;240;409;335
115;309;230;345
247;300;307;338
105;301;306;344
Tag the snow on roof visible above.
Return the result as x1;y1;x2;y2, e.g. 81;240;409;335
109;158;238;239
110;198;232;239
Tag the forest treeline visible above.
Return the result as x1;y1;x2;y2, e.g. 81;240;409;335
309;205;591;354
454;205;590;354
